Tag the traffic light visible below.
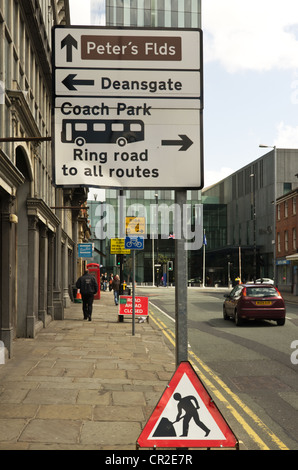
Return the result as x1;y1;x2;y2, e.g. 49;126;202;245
167;261;173;271
116;254;121;266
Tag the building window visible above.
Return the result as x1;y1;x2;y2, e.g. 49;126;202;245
293;197;296;215
285;230;288;252
284;182;292;194
293;228;297;251
277;204;281;220
285;200;288;218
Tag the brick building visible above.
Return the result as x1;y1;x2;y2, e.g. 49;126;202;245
276;188;298;294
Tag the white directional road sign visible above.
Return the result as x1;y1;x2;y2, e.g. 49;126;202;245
52;27;203;189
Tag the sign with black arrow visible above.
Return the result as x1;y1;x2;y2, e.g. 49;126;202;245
62;74;95;91
61;34;78;62
162;135;193;152
52;27;203;190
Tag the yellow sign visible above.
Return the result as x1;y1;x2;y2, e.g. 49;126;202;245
126;216;146;235
110;238;131;254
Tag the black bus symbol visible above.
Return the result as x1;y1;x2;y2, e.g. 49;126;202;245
61;119;145;147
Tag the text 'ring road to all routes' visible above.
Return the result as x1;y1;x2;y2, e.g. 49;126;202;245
53;27;203;190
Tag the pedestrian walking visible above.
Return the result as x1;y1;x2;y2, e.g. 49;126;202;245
111;274;120;306
102;272;108;291
76;269;98;321
109;273;113;291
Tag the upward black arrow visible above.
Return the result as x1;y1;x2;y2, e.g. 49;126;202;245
61;34;78;62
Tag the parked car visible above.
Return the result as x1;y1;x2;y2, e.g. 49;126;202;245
223;284;286;326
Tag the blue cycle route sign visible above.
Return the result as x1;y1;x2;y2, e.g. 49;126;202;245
125;236;144;250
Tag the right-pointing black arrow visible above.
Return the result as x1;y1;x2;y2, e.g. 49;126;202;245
161;135;193;151
61;34;78;63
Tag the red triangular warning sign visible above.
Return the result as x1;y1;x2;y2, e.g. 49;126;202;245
137;361;238;449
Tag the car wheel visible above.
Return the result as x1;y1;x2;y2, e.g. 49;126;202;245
223;306;229;320
235;310;243;326
276;318;285;326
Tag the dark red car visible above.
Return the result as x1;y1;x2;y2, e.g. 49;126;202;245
223;284;286;326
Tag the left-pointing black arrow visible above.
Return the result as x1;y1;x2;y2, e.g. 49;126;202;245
61;34;78;63
62;74;95;91
161;134;193;151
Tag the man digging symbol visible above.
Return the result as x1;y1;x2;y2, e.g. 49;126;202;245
173;393;210;437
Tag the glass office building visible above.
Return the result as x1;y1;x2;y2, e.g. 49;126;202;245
104;0;201;29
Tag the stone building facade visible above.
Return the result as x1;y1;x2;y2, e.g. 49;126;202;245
0;0;89;358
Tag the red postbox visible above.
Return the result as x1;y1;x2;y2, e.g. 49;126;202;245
87;263;100;300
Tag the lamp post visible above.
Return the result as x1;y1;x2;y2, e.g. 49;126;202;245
152;193;158;286
259;145;277;284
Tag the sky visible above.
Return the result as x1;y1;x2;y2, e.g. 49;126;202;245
68;0;298;189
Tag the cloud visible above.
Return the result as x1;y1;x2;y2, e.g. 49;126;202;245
274;122;298;148
204;167;234;188
69;0;91;25
70;0;105;25
203;0;298;72
90;0;106;25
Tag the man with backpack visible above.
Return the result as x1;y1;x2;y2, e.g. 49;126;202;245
76;269;98;321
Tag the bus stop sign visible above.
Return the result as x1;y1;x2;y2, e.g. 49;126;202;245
52;26;203;190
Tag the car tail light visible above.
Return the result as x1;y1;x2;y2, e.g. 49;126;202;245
242;287;247;297
275;288;282;298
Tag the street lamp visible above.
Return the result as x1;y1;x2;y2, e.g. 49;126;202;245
152;193;159;286
259;145;277;284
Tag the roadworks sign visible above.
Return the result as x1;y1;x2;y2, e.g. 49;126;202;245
137;361;238;449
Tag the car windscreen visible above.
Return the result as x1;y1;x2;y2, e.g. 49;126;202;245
246;287;278;298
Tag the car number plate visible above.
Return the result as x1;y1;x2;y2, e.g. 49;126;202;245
256;301;272;305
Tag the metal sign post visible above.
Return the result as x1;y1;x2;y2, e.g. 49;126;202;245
125;234;144;336
175;190;188;365
132;249;136;336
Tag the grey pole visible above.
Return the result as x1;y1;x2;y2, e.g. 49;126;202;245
132;249;136;336
175;190;188;365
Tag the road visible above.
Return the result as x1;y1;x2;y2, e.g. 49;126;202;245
137;286;298;450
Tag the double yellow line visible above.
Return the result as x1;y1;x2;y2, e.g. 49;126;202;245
149;309;289;451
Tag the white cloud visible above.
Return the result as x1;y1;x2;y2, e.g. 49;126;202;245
204;167;234;188
203;0;298;72
69;0;105;26
274;122;298;148
90;0;106;25
69;0;91;25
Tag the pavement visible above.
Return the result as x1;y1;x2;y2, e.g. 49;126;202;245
0;290;176;450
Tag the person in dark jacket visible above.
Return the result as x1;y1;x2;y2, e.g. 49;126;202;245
76;270;98;321
111;274;120;305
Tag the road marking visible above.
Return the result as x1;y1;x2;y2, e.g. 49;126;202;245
149;307;289;451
